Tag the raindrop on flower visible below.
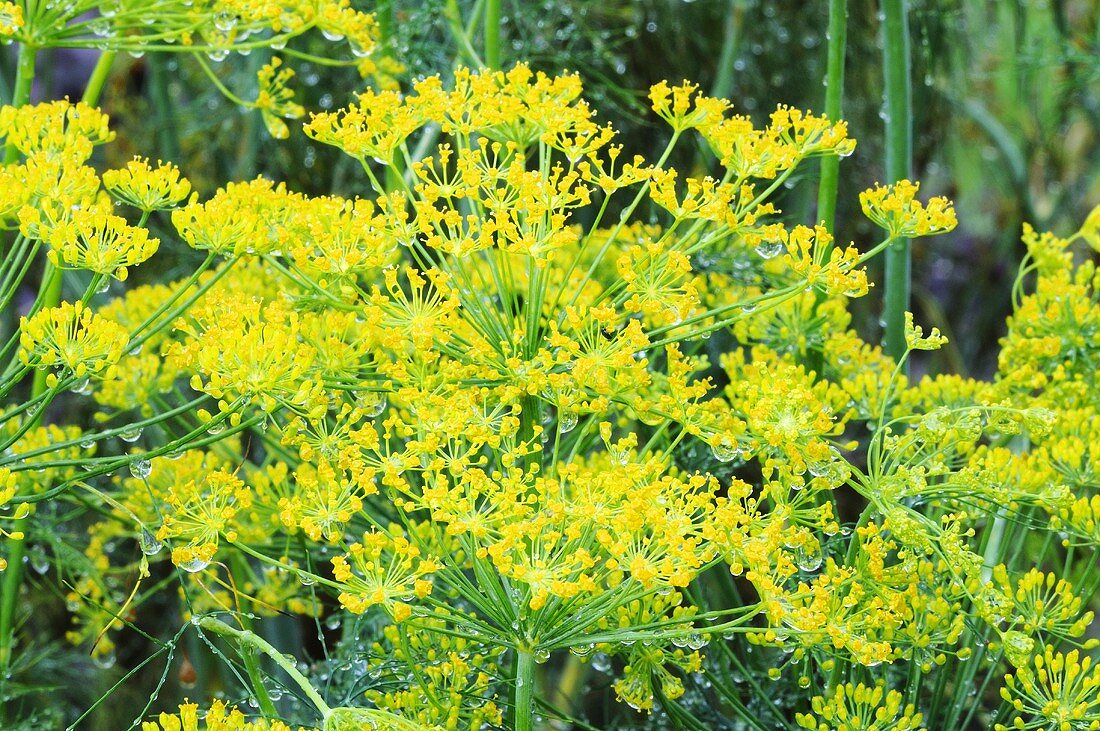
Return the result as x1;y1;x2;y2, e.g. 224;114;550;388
710;440;740;463
558;411;578;433
178;558;210;573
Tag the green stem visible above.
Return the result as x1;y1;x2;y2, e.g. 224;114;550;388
81;50;116;106
229;555;277;718
710;0;744;101
817;0;847;233
146;54;180;161
196;617;331;718
0;39;46;677
484;0;502;69
515;648;535;731
3;43;36;163
881;0;913;364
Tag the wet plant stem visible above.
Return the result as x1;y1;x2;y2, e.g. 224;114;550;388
515;648;536;731
881;0;913;364
484;0;502;69
817;0;847;234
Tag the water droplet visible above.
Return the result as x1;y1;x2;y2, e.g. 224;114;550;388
754;241;784;259
119;426;143;443
591;653;611;673
299;572;317;586
139;529;163;556
558;411;578;434
710;440;740;463
29;545;49;574
71;378;93;395
361;393;387;417
213;10;237;33
93;651;117;669
569;644;595;659
178;558;210;573
534;649;551;664
129;459;152;479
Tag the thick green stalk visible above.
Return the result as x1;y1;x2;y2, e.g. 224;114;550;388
0;43;38;689
146;55;180;161
514;649;535;731
484;0;502;69
3;43;36;163
881;0;913;363
817;0;847;233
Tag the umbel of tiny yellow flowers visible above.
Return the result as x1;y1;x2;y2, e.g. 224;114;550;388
0;2;21;36
141;700;307;731
860;179;957;238
19;301;128;387
255;58;305;140
996;646;1100;731
796;682;927;731
0;100;112;162
102;157;191;212
903;311;948;351
45;202;159;280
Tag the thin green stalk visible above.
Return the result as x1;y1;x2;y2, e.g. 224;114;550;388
710;0;744;101
81;50;116;106
197;617;331;718
817;0;847;233
484;0;502;69
515;648;535;731
881;0;913;364
230;555;277;718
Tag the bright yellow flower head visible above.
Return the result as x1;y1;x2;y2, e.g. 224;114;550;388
0;101;112;162
103;157;191;211
19;301;128;385
0;2;23;36
255;57;304;140
797;682;926;731
860;180;957;238
46;202;159;280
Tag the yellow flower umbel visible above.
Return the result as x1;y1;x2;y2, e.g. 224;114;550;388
332;524;438;621
156;470;252;573
102;157;191;212
46;202;159;280
796;682;927;731
0;2;22;36
255;58;304;140
19;302;128;386
997;646;1100;731
142;700;312;731
860;180;957;239
0;100;112;162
